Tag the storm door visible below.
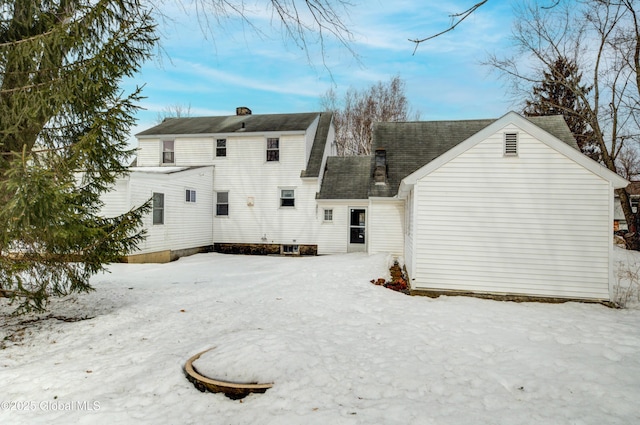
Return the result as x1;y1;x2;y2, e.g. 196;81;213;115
348;208;367;252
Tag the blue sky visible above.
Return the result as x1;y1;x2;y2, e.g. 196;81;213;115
125;1;520;141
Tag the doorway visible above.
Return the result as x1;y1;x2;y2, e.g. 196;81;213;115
348;208;367;252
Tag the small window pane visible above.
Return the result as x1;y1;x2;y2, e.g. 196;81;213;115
186;189;196;203
324;209;333;221
216;204;229;216
350;228;365;244
162;151;174;163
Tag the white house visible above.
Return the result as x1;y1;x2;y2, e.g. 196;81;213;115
104;109;335;261
103;109;627;302
613;181;640;232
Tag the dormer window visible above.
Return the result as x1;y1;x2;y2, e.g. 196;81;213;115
162;140;175;164
504;133;518;156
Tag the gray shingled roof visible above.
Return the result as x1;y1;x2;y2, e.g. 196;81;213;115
317;156;371;199
321;112;578;199
367;115;580;198
302;112;333;178
136;112;321;136
368;119;495;198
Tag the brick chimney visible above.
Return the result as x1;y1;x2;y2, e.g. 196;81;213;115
236;106;252;116
374;149;387;184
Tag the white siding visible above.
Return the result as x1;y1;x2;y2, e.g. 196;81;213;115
137;139;160;166
127;167;214;254
212;134;321;246
100;178;131;217
316;201;368;254
412;126;612;300
368;199;404;256
175;138;215;166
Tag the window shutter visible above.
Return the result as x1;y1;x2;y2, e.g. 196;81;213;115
504;133;518;156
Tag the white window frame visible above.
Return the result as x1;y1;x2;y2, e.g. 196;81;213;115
162;140;175;164
216;191;229;216
267;138;279;162
323;208;333;222
216;139;227;158
185;189;196;203
280;188;295;208
152;192;164;225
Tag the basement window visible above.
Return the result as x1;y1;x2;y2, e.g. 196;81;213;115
281;244;300;255
504;133;518;156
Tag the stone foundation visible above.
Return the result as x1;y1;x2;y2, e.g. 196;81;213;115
214;243;317;256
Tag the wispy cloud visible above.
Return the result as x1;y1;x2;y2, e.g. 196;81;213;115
125;0;521;138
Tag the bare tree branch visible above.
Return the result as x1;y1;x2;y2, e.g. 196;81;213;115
485;0;640;246
409;0;488;54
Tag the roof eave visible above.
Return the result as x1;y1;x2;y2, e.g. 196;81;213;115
136;129;308;139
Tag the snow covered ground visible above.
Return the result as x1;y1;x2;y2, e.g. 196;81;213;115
1;249;639;425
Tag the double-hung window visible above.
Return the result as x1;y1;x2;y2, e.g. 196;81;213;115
267;138;279;162
216;139;226;157
153;193;164;224
162;140;175;164
216;192;229;216
280;189;295;207
324;209;333;221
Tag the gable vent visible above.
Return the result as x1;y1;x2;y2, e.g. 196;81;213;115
504;132;518;156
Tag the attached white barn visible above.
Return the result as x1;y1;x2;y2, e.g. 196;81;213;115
367;112;627;301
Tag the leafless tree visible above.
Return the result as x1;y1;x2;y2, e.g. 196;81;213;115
321;76;419;156
485;0;640;245
155;103;193;123
172;0;356;67
618;144;640;181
